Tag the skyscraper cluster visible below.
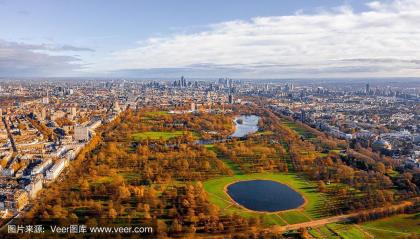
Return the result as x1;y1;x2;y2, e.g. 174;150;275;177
173;76;189;88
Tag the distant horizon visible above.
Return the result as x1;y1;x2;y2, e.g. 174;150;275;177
1;76;420;83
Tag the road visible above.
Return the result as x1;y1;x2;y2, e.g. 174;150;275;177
275;213;355;232
2;116;17;152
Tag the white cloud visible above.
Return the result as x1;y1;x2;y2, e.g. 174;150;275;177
92;0;420;78
366;1;384;10
0;40;90;76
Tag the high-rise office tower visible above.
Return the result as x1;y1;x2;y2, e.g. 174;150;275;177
228;94;234;104
228;78;233;89
180;76;187;87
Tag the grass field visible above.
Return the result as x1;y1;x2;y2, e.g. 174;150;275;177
308;228;326;238
132;130;197;141
360;213;420;239
139;111;169;120
327;223;367;239
281;121;315;139
307;214;420;239
279;210;311;224
145;111;168;116
203;144;215;149
318;226;340;239
203;172;328;225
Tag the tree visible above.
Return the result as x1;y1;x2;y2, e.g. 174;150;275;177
170;219;183;233
318;180;327;193
108;208;118;219
117;185;131;200
374;162;386;174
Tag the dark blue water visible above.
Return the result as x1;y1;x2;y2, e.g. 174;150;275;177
227;180;304;212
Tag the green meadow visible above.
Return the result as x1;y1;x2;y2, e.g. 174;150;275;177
327;223;368;239
145;111;169;116
360;213;420;239
132;130;198;141
307;214;420;239
281;121;316;139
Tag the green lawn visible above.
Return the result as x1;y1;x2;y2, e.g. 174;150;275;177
360;213;420;239
327;223;367;239
203;172;328;226
145;111;168;116
204;144;215;149
253;130;274;136
132;130;197;141
222;159;243;175
330;149;341;154
279;210;311;224
318;226;340;239
262;214;288;226
308;228;324;239
310;215;420;239
386;169;400;178
281;121;315;139
94;176;113;184
119;171;141;182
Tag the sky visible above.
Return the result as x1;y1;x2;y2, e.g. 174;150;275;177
0;0;420;78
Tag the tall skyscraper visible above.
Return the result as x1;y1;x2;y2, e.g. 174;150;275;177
228;94;234;104
180;76;187;88
284;84;290;92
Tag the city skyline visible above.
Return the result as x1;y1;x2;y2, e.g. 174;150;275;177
1;0;420;78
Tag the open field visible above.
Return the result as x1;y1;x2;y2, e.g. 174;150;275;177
309;223;368;239
281;121;316;139
203;172;328;225
132;130;197;141
327;223;368;239
145;111;169;116
306;213;419;239
360;213;420;239
280;210;312;224
318;226;340;239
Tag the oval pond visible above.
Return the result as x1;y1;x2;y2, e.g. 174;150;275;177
227;180;305;212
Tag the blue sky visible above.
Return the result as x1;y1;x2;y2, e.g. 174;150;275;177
1;0;419;78
0;1;372;49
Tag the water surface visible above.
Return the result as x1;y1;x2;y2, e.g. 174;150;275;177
231;115;260;138
227;180;304;212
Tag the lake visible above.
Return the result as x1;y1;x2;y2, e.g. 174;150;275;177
231;115;260;138
227;180;305;212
